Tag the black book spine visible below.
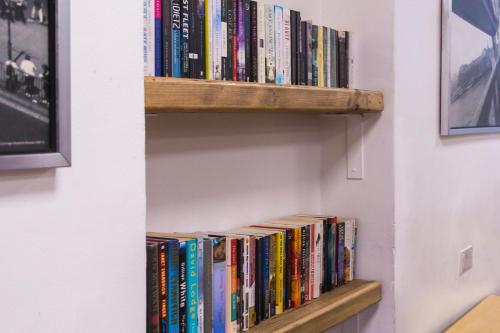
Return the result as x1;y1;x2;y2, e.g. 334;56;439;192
244;0;251;81
304;226;310;302
254;238;262;325
338;31;348;88
301;21;308;86
250;1;258;82
226;0;234;80
221;0;229;80
323;26;328;87
300;227;307;304
179;245;187;333
285;230;293;310
237;239;243;332
158;243;168;333
198;0;206;78
324;221;332;292
290;10;297;85
180;0;190;77
163;0;172;76
263;236;270;320
297;12;303;85
146;243;158;333
188;0;197;78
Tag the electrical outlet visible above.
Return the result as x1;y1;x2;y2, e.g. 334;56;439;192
459;246;473;276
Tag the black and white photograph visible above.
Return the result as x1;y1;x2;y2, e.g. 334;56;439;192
0;0;51;154
441;0;500;135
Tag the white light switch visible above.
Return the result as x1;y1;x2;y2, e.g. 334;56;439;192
459;246;473;276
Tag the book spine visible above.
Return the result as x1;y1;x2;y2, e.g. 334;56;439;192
326;27;331;87
323;221;331;292
290;10;296;85
236;0;246;81
353;220;358;281
212;238;226;333
203;240;213;333
274;5;283;84
336;222;345;286
186;240;198;333
255;238;262;324
300;226;307;304
230;240;238;332
296;12;302;85
329;218;337;289
179;243;187;333
172;0;182;77
205;0;212;79
300;21;307;85
304;226;311;302
262;236;270;319
163;0;172;76
284;230;293;310
257;2;265;83
181;0;190;77
155;0;164;76
196;239;204;333
189;0;197;78
198;0;206;78
236;239;243;332
283;9;291;85
268;234;276;317
147;243;160;333
250;1;258;83
307;22;313;85
311;25;318;86
221;0;228;79
144;0;151;76
291;228;301;308
344;220;352;284
168;241;180;333
244;0;251;81
317;26;324;87
331;29;338;88
309;224;315;300
242;237;250;331
338;31;347;88
226;0;234;80
231;0;238;80
314;223;322;298
275;232;285;315
213;0;222;80
323;26;328;88
264;5;275;83
159;243;168;333
248;236;256;328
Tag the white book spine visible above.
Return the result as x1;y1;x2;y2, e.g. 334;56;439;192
257;2;266;84
344;220;353;282
283;9;291;85
327;28;332;88
264;5;275;83
309;223;315;301
206;0;213;79
242;237;250;331
315;222;323;298
145;0;155;76
274;5;284;84
213;0;222;80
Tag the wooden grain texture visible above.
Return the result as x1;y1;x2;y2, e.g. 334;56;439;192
144;77;384;114
445;296;500;333
246;280;382;333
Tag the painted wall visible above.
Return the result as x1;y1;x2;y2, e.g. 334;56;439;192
394;1;500;332
0;1;146;333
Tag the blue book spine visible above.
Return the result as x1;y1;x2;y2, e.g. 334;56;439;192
155;0;164;76
212;238;226;333
168;240;180;333
262;235;270;319
336;223;345;286
172;0;182;77
186;240;198;333
196;238;204;333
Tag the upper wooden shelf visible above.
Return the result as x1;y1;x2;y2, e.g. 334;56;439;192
144;77;384;114
247;280;381;333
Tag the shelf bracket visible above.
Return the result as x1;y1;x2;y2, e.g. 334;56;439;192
346;115;364;180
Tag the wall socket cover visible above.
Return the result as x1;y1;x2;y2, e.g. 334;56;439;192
459;246;473;276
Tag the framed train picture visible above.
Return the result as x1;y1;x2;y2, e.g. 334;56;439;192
441;0;500;135
0;0;70;170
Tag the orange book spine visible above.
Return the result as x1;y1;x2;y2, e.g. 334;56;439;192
291;228;302;308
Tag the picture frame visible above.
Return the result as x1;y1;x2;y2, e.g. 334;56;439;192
0;0;70;170
441;0;500;136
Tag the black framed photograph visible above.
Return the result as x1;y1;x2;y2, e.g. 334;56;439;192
441;0;500;135
0;0;70;170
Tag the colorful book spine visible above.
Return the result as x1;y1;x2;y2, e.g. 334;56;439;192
248;236;256;328
212;238;226;333
264;5;275;83
226;0;234;80
236;0;246;81
186;240;198;333
244;0;252;81
167;240;180;333
242;236;250;331
213;0;222;80
250;1;258;83
330;28;338;88
231;0;238;80
158;242;168;333
291;227;301;308
146;242;160;333
300;226;307;304
196;239;204;333
221;0;228;79
181;0;190;77
237;239;244;332
284;230;293;309
171;0;182;77
311;24;318;86
283;9;291;85
205;0;212;79
163;0;172;76
336;221;345;287
230;239;238;332
155;0;163;76
268;234;276;317
257;2;265;83
317;26;324;87
308;224;315;300
329;217;337;289
275;231;285;314
179;243;187;333
145;0;155;76
274;5;284;84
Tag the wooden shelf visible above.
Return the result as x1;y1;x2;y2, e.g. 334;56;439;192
247;280;381;333
145;77;384;114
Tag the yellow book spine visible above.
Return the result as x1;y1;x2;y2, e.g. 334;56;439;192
275;232;285;314
292;228;301;308
318;26;324;87
205;0;211;80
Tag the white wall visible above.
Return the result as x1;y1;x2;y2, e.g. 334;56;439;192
0;1;146;333
394;1;500;332
320;1;395;332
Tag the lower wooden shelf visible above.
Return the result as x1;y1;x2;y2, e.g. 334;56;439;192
247;280;381;333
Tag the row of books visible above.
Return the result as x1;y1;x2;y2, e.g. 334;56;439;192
143;0;350;87
146;214;358;333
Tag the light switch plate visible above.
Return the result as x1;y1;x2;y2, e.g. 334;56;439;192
459;246;473;276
